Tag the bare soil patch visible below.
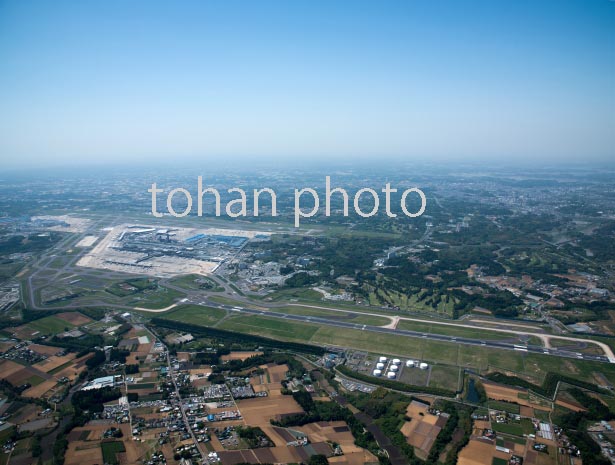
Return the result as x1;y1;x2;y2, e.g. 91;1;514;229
220;351;263;362
33;354;75;373
457;439;495;465
23;379;57;398
28;344;64;356
56;312;92;326
0;360;25;379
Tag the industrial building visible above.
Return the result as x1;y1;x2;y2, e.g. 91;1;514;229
81;375;120;391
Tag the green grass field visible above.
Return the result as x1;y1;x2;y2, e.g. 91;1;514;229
219;315;320;341
158;304;227;326
270;305;391;326
261;287;324;302
488;400;520;414
36;273;186;310
128;286;184;309
311;325;425;356
106;278;156;297
209;295;258;307
533;409;551;422
168;274;224;292
396;319;528;342
26;316;74;334
427;365;462;390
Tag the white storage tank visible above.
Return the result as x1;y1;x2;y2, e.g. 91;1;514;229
373;369;382;377
392;358;401;365
378;356;387;363
406;360;415;367
390;365;399;372
419;362;429;370
376;362;385;369
386;371;396;379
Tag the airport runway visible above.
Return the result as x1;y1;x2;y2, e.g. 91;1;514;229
190;298;613;364
21;220;614;365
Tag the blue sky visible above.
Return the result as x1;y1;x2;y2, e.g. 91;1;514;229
0;0;613;168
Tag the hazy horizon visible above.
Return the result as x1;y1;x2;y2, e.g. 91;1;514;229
1;0;614;169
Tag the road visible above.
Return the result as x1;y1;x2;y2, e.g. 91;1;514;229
146;326;207;461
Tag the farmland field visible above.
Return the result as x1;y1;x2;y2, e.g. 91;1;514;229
24;374;45;386
101;441;125;465
492;418;534;436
